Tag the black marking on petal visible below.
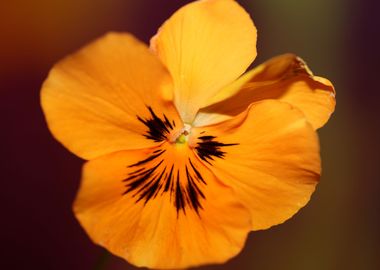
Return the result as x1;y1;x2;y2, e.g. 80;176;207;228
163;114;173;129
195;135;238;164
137;106;175;142
164;165;174;192
136;168;166;205
122;160;164;194
189;158;206;184
127;149;165;167
198;135;216;140
123;152;208;215
124;105;235;215
185;166;203;214
127;167;145;175
175;172;185;214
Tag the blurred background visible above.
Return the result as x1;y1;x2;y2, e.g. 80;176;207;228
1;0;379;269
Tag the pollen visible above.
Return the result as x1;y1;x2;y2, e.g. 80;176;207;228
173;123;192;144
176;133;187;144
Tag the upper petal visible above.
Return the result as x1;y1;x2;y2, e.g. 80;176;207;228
192;100;321;230
194;54;335;129
41;32;182;160
150;0;257;123
74;145;251;269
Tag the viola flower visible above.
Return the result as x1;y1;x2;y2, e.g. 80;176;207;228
41;0;335;269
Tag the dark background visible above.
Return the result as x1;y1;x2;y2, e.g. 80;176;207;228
1;0;379;269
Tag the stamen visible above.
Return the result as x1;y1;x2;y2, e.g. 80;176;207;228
176;134;187;144
169;123;192;144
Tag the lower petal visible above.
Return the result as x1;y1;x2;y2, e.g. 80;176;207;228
73;147;251;269
192;100;321;230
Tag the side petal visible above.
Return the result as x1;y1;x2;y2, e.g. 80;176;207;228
195;54;335;129
191;100;321;230
150;0;257;123
74;147;251;269
41;32;182;160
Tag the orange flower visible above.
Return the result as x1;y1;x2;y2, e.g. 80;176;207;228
40;0;335;268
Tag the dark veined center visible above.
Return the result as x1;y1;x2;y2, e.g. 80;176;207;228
122;106;238;215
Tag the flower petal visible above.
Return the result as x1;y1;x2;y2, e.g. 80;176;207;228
150;0;257;123
41;32;182;160
192;100;321;230
74;146;251;269
194;54;335;129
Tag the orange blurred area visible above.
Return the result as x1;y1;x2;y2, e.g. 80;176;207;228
0;0;379;270
1;0;137;75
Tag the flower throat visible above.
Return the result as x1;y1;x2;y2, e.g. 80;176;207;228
122;106;238;214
